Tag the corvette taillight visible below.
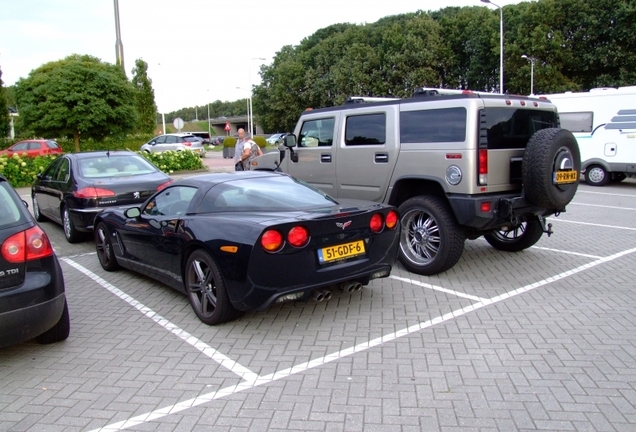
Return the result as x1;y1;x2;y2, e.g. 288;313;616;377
369;213;384;233
74;187;115;198
261;229;284;252
2;226;54;263
287;226;309;248
385;210;399;230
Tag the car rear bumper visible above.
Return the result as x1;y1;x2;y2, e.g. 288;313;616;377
227;231;399;311
0;293;66;348
448;193;557;231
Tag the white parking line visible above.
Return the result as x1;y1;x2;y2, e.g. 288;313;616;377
87;246;636;432
389;275;488;301
61;258;259;384
552;219;636;231
577;190;636;198
569;202;636;211
531;246;602;259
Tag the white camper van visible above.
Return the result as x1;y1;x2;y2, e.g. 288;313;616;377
543;87;636;186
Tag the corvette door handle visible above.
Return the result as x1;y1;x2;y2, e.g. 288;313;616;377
375;153;389;163
321;154;332;163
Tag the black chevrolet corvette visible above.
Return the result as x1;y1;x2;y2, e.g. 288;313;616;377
93;171;400;325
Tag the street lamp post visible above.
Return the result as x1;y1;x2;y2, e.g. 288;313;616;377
249;57;266;136
521;54;536;95
481;0;503;94
236;87;250;133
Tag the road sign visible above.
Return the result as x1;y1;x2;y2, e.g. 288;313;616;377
224;122;231;132
173;118;184;131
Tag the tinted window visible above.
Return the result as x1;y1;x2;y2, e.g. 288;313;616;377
42;158;62;179
558;112;592;133
484;108;558;150
11;142;29;151
299;118;335;147
198;176;337;213
0;183;25;228
400;108;467;143
143;186;197;217
27;142;41;150
52;158;70;182
345;114;386;146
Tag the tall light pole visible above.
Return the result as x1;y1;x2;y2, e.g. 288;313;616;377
236;87;250;133
113;0;125;73
521;54;536;95
249;57;266;136
481;0;503;94
207;90;211;138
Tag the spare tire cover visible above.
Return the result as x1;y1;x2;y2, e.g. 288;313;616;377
522;128;580;210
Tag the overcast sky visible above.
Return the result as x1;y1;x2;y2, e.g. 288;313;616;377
1;0;526;112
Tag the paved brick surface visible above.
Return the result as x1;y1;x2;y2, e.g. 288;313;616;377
2;179;636;431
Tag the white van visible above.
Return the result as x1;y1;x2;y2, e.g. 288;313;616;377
543;86;636;185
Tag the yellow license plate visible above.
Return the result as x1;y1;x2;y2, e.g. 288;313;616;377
554;170;578;184
318;240;365;264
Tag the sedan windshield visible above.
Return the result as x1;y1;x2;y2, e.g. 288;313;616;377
199;176;338;213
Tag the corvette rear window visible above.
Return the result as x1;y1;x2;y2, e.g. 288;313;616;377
198;176;337;213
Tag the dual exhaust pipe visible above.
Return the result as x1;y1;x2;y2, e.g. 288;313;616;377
311;281;363;302
311;289;332;302
339;281;363;293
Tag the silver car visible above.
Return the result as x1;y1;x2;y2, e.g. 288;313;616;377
141;133;206;157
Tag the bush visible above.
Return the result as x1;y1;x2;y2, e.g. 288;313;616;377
223;136;266;148
223;137;237;148
0;149;203;188
139;150;203;173
0;153;60;188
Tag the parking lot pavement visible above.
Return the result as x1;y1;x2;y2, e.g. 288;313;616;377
2;181;636;431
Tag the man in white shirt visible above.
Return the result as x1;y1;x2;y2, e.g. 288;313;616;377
233;128;246;171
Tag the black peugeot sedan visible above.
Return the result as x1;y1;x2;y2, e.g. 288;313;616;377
0;174;69;348
94;171;400;325
32;151;173;243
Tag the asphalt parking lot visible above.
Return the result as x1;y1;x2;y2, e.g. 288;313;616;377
2;174;636;432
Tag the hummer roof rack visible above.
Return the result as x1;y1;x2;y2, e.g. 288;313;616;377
344;96;400;105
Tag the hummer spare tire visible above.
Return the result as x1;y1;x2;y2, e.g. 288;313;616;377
522;128;580;210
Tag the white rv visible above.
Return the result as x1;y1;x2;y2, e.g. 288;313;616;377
542;87;636;185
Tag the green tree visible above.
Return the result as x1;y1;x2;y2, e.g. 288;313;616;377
131;59;157;134
0;66;10;138
15;54;137;151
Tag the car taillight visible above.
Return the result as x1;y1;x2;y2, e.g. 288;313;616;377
2;226;54;263
261;229;284;252
157;180;174;191
369;213;384;233
74;187;116;198
287;226;309;248
478;149;488;185
184;142;192;146
385;210;398;230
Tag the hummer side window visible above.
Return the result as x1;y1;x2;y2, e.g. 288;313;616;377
400;108;467;143
299;118;335;147
345;113;386;146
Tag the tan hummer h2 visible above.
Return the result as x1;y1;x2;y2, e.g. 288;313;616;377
250;88;580;275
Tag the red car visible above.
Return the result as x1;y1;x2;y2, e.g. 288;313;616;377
0;140;63;157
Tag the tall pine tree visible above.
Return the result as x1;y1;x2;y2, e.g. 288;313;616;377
131;59;157;134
